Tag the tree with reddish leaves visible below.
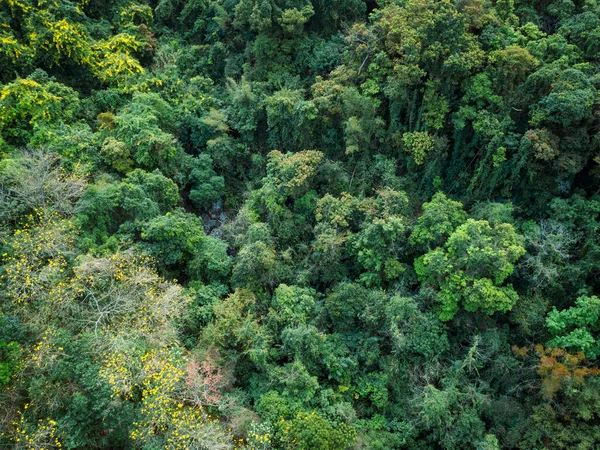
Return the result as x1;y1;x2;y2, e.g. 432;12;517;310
183;356;227;410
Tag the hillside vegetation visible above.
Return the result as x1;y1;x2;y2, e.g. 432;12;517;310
2;0;600;448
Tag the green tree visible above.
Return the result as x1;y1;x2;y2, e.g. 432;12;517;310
279;410;356;450
141;209;231;282
112;92;178;168
410;192;467;248
416;219;525;320
188;154;225;210
0;71;80;146
546;295;600;359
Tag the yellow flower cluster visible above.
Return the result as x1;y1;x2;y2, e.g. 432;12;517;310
10;412;62;450
102;347;234;449
244;422;274;450
0;32;31;63
40;18;92;65
118;3;153;26
99;348;143;400
29;329;60;371
1;0;148;87
0;0;31;15
92;35;144;87
0;79;62;126
2;211;75;306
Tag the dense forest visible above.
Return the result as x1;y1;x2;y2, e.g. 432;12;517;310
1;0;600;448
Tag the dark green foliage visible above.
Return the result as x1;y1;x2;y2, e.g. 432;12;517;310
188;154;225;209
0;340;20;385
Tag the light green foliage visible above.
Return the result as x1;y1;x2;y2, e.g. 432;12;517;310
278;4;314;35
471;201;514;225
263;150;323;199
410;192;467;248
100;137;134;173
141;209;205;266
279;410;356;450
488;45;539;89
248;149;324;248
30;121;101;170
401;131;437;165
271;360;320;403
477;434;500;450
341;88;384;156
202;288;267;358
422;80;450;130
269;284;317;328
417;219;525;320
547;296;600;359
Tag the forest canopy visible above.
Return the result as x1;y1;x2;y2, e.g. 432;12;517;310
2;0;600;448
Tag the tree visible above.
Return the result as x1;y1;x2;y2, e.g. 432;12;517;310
410;192;467;248
183;355;228;408
0;150;87;221
111;92;178;168
349;188;409;286
0;71;80;146
188;154;225;210
416;219;525;320
385;295;449;359
546;296;600;359
141;208;231;282
202;289;264;351
261;149;323;199
264;88;317;152
72;251;191;342
0;340;20;385
278;410;356;450
311;193;358;283
75;169;179;247
102;347;233;449
141;209;204;267
416;380;489;449
92;34;145;87
530;68;597;128
268;284;317;329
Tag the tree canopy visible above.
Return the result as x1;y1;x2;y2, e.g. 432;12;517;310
2;0;600;448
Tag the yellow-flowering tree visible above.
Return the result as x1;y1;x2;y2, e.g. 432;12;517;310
92;34;144;87
102;347;233;450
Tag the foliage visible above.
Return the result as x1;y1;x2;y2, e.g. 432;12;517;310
416;218;526;320
546;296;600;359
0;72;79;146
4;0;600;447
